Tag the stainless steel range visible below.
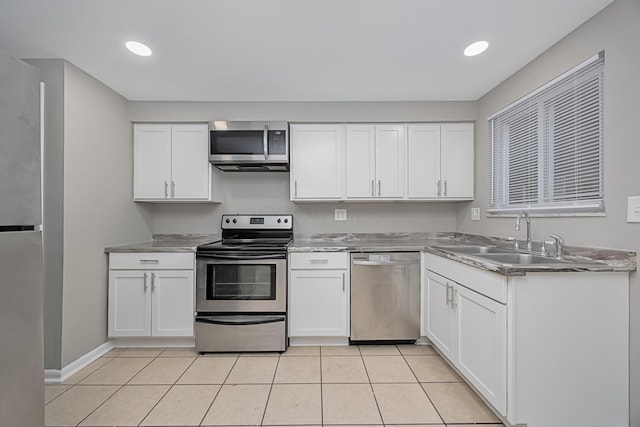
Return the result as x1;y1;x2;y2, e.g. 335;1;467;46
195;214;292;352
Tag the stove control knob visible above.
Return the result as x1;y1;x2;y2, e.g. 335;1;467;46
225;218;230;224
232;218;237;224
284;218;289;223
277;218;282;223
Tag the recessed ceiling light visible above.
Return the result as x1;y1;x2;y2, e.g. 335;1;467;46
125;41;152;57
464;40;489;57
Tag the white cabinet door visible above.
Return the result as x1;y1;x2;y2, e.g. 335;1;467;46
345;125;375;198
151;270;195;337
441;123;474;199
374;125;405;198
407;124;440;198
290;124;344;200
424;271;456;360
134;125;172;200
171;124;210;200
455;283;507;415
108;270;151;337
289;270;348;337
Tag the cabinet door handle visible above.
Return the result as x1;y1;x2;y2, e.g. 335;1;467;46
378;180;381;196
342;272;346;292
451;288;458;309
444;180;448;197
144;272;149;291
445;283;451;306
437;180;442;197
164;181;169;198
171;181;176;198
294;180;298;198
371;180;374;197
151;273;156;292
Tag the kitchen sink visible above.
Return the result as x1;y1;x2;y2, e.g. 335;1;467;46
441;245;512;254
470;252;571;265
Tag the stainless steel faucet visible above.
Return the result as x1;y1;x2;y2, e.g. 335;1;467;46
515;212;532;250
549;234;565;258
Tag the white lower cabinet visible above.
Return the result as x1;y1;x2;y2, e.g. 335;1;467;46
425;269;506;415
288;252;349;343
108;252;195;338
423;252;629;427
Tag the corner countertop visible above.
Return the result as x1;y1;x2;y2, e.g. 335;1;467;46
105;234;220;253
290;232;636;276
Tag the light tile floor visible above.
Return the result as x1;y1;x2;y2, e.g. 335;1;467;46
45;344;504;427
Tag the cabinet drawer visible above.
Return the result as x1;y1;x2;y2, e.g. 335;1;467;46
109;252;194;270
289;252;349;269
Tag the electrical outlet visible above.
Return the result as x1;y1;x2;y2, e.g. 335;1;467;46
335;209;347;221
471;207;480;221
627;196;640;223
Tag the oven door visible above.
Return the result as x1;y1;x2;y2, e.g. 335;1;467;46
196;252;286;313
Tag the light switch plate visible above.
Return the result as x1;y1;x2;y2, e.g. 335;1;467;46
627;196;640;223
335;208;347;221
471;207;480;221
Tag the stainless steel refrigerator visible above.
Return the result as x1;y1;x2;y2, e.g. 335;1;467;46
0;51;44;427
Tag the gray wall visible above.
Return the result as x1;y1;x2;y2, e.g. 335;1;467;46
60;62;151;365
25;61;150;368
25;59;65;370
130;101;477;235
454;0;640;424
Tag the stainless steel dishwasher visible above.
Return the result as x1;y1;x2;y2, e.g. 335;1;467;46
350;252;420;342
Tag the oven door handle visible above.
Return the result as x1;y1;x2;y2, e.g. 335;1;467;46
196;316;284;326
197;253;286;260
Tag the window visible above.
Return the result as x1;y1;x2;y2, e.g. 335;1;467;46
488;52;604;215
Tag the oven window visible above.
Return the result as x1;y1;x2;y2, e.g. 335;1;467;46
206;264;276;300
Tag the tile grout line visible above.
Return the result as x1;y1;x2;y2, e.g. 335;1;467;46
198;353;240;427
400;348;447;425
319;346;324;427
359;345;386;426
75;350;161;427
258;351;281;426
136;352;201;426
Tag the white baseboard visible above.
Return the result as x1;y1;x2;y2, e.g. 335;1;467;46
44;341;114;384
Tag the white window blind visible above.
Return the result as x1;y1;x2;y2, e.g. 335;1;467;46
488;52;604;214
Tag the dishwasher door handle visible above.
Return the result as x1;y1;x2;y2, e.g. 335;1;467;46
352;260;419;266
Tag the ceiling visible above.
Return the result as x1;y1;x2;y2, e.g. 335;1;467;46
0;0;614;102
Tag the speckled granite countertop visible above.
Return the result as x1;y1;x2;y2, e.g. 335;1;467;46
290;232;636;276
105;234;220;253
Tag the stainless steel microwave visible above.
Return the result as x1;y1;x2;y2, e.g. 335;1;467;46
208;121;289;171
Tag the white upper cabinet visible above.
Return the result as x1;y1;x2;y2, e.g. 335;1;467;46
407;123;474;200
345;124;404;199
134;123;218;202
441;123;474;199
407;124;441;198
290;122;473;202
290;124;344;200
345;125;375;198
134;125;172;200
170;125;211;200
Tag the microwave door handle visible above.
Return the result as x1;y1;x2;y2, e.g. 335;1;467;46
263;125;269;160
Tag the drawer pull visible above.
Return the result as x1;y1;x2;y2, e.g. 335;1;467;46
139;259;160;264
309;259;329;264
